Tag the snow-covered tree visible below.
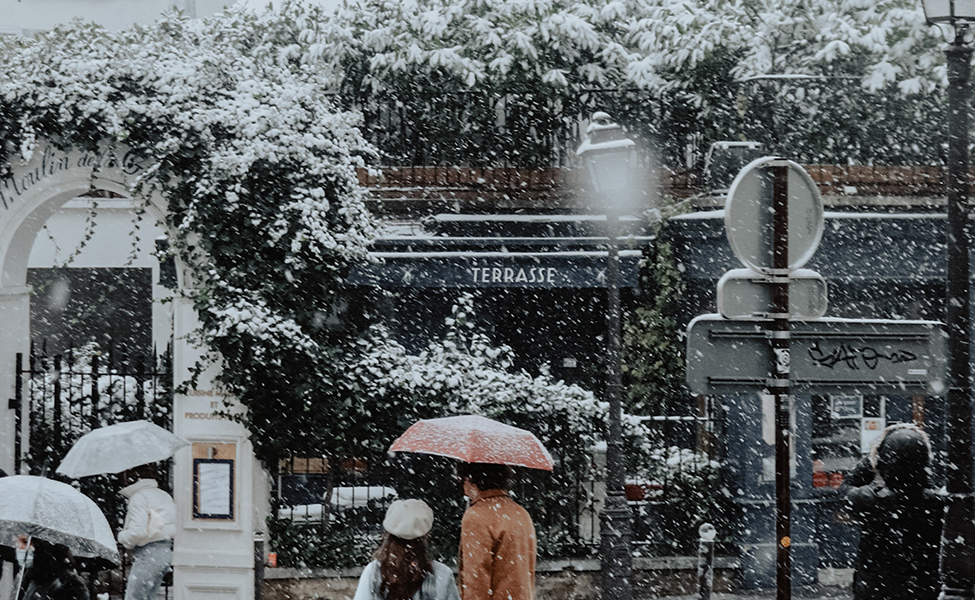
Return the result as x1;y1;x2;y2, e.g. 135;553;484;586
299;0;950;167
623;0;947;164
0;5;380;467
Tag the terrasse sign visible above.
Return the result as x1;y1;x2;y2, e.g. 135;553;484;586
0;144;147;209
348;252;643;288
471;265;559;285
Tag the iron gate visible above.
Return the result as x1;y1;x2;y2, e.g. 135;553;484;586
13;341;174;482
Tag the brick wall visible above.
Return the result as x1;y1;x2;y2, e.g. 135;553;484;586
357;165;960;216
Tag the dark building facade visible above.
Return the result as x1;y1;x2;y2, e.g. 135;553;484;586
348;213;653;391
669;209;950;587
348;161;959;585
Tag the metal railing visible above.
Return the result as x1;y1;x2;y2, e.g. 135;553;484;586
267;399;724;566
15;342;173;468
14;341;174;517
338;89;664;170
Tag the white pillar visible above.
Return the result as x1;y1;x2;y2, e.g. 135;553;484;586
0;286;30;475
0;286;31;600
171;294;268;600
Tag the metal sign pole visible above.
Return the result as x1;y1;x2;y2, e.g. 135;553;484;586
770;163;792;600
690;156;948;598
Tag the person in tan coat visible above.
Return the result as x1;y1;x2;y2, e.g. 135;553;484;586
457;463;537;600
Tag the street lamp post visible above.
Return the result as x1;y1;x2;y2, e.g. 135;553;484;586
577;112;637;600
920;2;975;598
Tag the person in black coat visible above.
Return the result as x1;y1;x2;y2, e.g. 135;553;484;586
18;539;89;600
846;423;945;600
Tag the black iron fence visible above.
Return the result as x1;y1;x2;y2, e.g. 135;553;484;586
267;398;724;567
627;398;729;556
338;88;665;170
13;341;174;505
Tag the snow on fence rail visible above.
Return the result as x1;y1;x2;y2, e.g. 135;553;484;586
268;406;723;563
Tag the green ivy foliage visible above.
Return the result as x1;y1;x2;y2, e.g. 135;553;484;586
623;222;688;417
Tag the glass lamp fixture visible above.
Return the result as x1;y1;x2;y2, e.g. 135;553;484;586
576;112;636;195
922;0;975;25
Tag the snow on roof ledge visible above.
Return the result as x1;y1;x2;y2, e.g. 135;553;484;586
432;213;644;223
673;210;944;221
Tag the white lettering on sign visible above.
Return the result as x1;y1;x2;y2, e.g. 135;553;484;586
470;266;558;285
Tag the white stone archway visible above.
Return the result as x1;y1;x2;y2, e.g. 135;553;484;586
0;142;266;600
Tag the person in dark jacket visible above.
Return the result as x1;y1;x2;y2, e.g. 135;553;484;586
18;538;89;600
846;423;945;600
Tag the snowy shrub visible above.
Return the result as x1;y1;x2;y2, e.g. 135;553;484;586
629;445;727;555
347;294;610;465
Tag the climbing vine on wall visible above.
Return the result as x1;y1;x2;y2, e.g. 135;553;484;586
0;5;381;464
623;222;689;417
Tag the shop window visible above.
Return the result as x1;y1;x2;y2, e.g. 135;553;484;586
811;394;886;489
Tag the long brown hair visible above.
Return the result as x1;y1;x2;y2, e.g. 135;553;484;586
373;533;432;600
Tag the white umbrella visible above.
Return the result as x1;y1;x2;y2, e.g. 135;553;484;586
0;475;119;565
56;420;189;478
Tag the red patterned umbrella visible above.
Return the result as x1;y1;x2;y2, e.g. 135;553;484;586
389;415;554;471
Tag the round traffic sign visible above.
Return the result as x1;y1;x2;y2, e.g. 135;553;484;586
724;157;824;272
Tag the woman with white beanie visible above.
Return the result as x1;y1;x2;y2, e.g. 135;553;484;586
353;499;460;600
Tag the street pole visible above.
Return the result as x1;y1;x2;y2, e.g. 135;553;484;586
575;112;636;600
601;208;634;600
698;523;717;600
770;164;791;600
941;35;975;600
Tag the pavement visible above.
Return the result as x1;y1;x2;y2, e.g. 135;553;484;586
654;584;853;600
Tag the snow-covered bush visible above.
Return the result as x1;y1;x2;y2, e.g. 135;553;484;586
0;4;382;468
345;294;609;464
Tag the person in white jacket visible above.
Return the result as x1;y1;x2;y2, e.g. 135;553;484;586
117;464;177;600
353;499;460;600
